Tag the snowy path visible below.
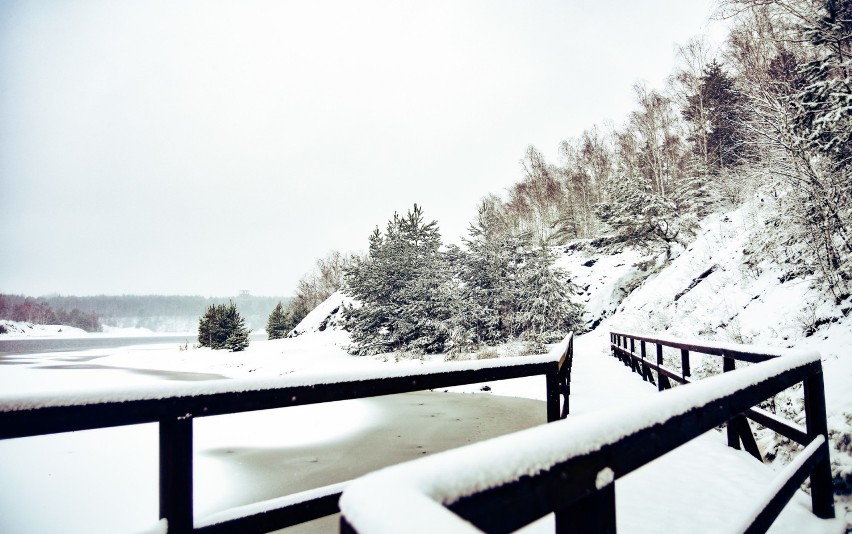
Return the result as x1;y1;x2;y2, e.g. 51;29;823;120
511;330;844;534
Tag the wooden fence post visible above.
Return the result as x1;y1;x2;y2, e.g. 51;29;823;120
723;357;740;450
722;357;762;460
546;371;560;423
160;416;194;534
804;370;836;519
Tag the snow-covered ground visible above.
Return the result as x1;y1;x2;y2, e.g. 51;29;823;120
0;319;195;339
1;201;849;532
0;320;91;338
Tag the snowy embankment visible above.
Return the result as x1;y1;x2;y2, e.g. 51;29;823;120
0;319;190;339
0;320;90;338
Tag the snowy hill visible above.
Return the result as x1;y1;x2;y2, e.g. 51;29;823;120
566;201;851;513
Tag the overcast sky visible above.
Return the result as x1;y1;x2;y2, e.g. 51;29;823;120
1;0;723;298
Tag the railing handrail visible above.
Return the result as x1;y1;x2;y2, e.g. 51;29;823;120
609;330;801;363
1;333;575;533
0;351;569;440
339;336;834;533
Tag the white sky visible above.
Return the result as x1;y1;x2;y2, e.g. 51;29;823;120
0;0;723;298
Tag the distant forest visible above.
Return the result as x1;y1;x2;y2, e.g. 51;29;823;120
0;293;289;332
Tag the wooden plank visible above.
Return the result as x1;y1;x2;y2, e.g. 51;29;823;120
0;361;556;440
609;330;782;363
196;491;342;534
741;437;829;533
546;372;560;423
731;415;763;462
723;357;739;450
745;407;809;445
556;481;616;534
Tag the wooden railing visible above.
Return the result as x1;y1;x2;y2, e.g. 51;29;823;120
338;333;834;533
610;332;810;458
0;333;573;534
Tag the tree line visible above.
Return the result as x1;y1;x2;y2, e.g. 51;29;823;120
0;295;102;332
338;204;581;355
0;293;289;332
470;0;848;299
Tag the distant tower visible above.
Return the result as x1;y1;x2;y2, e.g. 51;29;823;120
238;289;250;297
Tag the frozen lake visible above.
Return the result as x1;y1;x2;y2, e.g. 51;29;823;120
0;332;268;357
0;337;548;533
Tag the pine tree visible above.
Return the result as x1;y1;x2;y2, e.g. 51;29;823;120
682;60;747;174
266;301;292;340
198;302;251;351
343;204;453;355
515;247;583;342
459;201;525;345
198;304;225;349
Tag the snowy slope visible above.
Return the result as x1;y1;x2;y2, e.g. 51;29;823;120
0;320;89;338
289;290;352;337
553;241;653;331
582;202;851;520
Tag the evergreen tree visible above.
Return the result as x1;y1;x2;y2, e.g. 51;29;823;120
343;204;453;355
198;302;251;351
682;60;747;174
266;301;292;340
198;304;226;349
458;201;584;346
459;201;525;345
792;0;852;170
515;247;583;342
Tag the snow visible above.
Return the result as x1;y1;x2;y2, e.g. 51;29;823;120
730;435;827;533
0;346;559;412
0;319;195;339
289;290;352;337
197;480;350;529
595;467;615;489
554;244;650;330
0;320;89;338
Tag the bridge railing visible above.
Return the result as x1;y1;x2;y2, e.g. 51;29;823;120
0;333;573;534
339;334;834;533
610;331;813;458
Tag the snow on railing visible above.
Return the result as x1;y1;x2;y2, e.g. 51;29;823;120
339;340;834;533
0;333;574;534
